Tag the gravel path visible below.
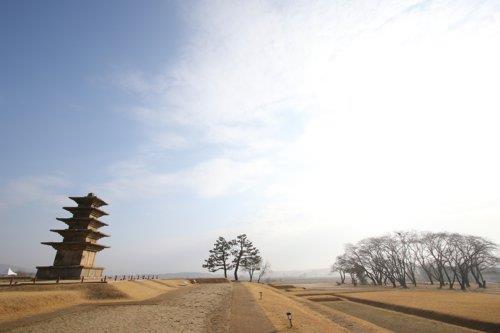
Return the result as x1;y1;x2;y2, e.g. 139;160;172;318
6;284;233;333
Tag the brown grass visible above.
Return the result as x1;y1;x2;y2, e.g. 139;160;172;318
0;291;84;322
285;287;307;292
345;290;500;324
294;292;340;297
269;284;297;290
307;296;342;302
105;279;190;301
109;280;169;300
323;300;478;333
272;288;391;332
0;279;189;324
190;278;230;283
0;283;127;300
1;282;119;295
245;283;350;332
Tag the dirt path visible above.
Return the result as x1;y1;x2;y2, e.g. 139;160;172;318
229;283;276;333
2;284;233;333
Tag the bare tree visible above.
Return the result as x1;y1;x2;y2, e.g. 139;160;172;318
342;244;369;285
332;254;348;284
466;236;496;288
425;232;457;288
334;231;497;290
257;261;271;283
408;232;437;285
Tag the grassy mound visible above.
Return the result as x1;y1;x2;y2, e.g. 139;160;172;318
0;279;189;324
190;278;230;284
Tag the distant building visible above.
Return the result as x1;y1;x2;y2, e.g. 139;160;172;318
36;193;110;279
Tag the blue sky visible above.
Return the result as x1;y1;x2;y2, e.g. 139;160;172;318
1;1;182;178
1;0;500;274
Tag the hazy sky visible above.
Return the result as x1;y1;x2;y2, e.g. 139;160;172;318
1;0;499;274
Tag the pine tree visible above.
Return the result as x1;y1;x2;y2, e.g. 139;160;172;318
231;234;259;281
202;236;233;278
242;253;262;282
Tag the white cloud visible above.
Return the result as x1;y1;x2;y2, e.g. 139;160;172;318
182;158;269;197
105;0;500;269
99;157;269;200
0;175;70;213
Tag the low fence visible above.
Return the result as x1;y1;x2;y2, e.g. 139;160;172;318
108;274;161;282
0;274;161;287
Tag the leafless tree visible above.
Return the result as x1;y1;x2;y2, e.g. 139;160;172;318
257;261;271;283
465;235;496;288
332;254;348;284
408;231;437;285
334;231;497;289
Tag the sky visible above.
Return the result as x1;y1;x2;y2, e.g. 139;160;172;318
1;0;500;275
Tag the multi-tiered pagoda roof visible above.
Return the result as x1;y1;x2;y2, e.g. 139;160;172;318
36;193;110;280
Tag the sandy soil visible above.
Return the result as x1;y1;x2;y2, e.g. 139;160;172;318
344;290;500;324
5;284;232;333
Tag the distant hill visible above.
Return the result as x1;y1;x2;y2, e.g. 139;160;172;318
159;272;219;279
484;267;500;283
156;268;334;281
267;268;332;278
0;264;36;276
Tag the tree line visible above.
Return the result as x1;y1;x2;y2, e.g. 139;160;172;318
332;231;497;290
203;234;270;282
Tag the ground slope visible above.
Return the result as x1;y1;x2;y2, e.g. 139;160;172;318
3;284;231;333
0;279;189;324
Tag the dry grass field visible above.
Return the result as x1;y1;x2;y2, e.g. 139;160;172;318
0;279;190;324
1;280;499;332
0;290;83;323
109;279;187;300
343;290;500;324
4;283;232;333
322;299;478;333
272;282;500;332
245;283;349;332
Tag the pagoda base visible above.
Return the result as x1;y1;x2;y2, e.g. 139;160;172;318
36;265;104;280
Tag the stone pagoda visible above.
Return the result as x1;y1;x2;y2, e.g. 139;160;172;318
36;193;110;279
